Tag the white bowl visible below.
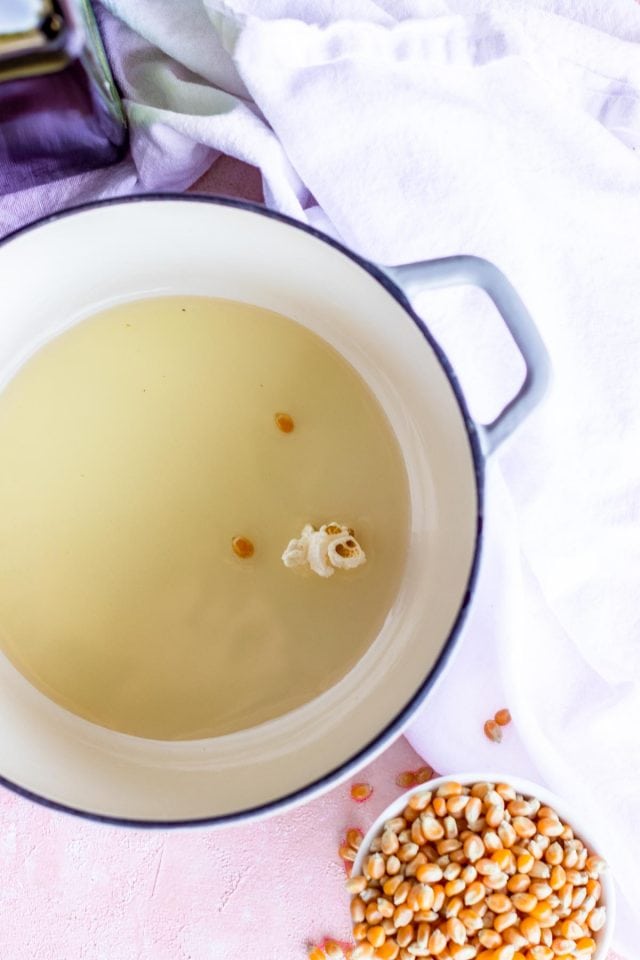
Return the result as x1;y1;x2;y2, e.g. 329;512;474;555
352;771;615;959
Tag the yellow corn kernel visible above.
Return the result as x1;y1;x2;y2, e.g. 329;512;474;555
486;803;506;829
519;917;541;945
351;898;366;923
393;905;412;929
494;910;518;933
351;783;373;803
443;896;463;920
415;765;434;784
461;865;477;885
549;865;566;891
410;820;426;847
537;818;564;839
366;926;385;949
433;797;448;817
374;942;398;960
444;816;460;841
511;893;537;913
459;907;483;933
508;800;535;817
432;884;445;912
496;781;516;799
438;839;463;857
398;842;419;863
512;817;537;839
544;843;563;867
381;830;399;856
494;947;517;960
415;922;431;947
445;917;466;945
477;928;502;949
530;900;553;924
393;881;410;906
558;919;582;940
528;882;552;901
484;719;503;742
408;790;432;813
499;822;517;849
527;948;554;960
346;876;367;895
353;923;368;942
384;856;401;878
587;906;606;931
403;807;419;826
347;829;364;849
351;946;375;960
586;878;601;900
571;886;588;908
407;883;434;912
530;861;550;880
437;781;464;798
576;937;597;952
484;872;509;891
427;929;448;955
464;880;486;906
445;879;466;898
340;844;357;862
464;836;485;863
383;876;402;898
421;814;445;840
448;795;470;816
502;928;528;949
365;904;382;926
365;855;385;881
376;898;394;920
494;849;516;873
517;853;535;874
551;939;577;955
449;946;477;960
308;948;326;960
507;874;530;894
381;920;396;936
465;796;483;825
417;863;443;884
324;942;346;960
486;893;512;914
585;855;606;875
396;770;418;790
395;924;414;949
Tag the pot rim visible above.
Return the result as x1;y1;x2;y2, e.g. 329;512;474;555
0;193;485;828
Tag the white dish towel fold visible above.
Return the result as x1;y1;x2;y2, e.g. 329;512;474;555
2;0;640;950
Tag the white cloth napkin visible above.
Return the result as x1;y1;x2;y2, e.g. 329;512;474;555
3;0;640;950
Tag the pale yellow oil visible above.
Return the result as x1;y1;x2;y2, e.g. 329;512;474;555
0;297;409;739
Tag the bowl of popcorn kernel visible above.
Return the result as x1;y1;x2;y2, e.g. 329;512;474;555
349;774;614;960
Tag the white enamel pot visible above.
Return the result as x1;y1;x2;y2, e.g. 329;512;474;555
0;196;550;826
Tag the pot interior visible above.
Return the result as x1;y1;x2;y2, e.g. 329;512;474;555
0;199;479;822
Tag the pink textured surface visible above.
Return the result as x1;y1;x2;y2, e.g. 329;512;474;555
0;736;424;959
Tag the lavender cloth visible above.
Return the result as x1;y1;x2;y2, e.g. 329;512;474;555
1;1;639;952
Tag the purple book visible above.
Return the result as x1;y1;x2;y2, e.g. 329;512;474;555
0;0;127;194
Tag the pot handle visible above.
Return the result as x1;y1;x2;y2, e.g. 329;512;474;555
387;255;550;455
